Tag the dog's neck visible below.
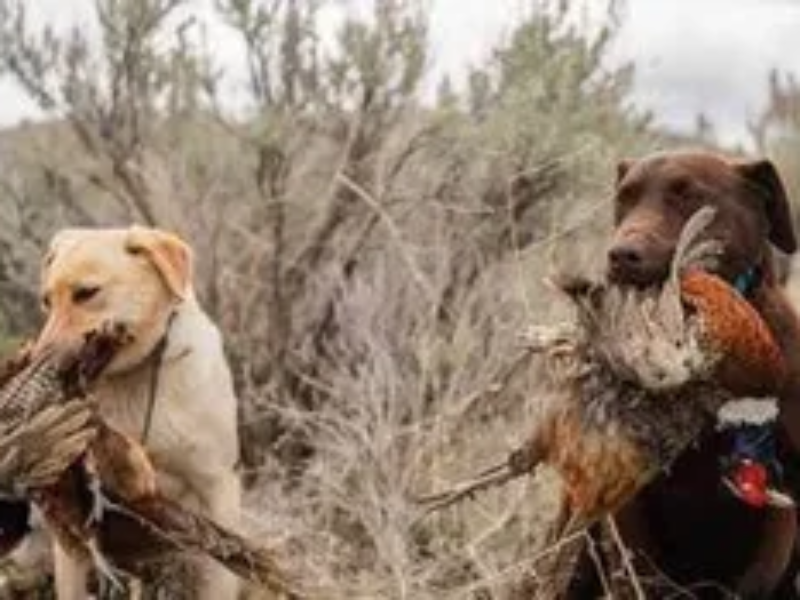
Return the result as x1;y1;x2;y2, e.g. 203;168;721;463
135;307;179;445
143;301;200;366
736;254;800;388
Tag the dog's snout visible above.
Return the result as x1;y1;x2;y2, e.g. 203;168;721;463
607;237;670;286
608;244;644;272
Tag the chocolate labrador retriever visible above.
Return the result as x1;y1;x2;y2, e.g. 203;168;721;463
584;150;800;598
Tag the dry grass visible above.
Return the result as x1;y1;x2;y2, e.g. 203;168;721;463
230;199;613;599
0;1;673;597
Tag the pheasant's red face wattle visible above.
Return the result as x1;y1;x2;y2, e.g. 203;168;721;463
731;460;769;508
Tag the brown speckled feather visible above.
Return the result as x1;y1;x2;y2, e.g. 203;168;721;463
529;207;784;525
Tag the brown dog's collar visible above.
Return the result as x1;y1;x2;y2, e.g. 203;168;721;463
733;264;763;299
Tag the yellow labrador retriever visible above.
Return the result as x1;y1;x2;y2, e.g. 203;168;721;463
35;226;241;599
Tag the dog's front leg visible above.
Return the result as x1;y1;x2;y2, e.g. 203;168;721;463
736;506;797;599
197;470;242;600
53;542;90;600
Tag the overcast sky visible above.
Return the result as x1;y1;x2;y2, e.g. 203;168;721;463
614;0;800;144
0;0;798;146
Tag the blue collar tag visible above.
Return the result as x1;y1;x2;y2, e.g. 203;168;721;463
734;266;760;297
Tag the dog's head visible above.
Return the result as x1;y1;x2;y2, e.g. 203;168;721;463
607;151;796;287
35;226;193;374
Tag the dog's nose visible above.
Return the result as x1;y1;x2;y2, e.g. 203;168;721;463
608;244;643;272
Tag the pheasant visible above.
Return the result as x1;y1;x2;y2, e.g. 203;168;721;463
526;207;787;529
0;327;126;555
0;327;128;494
0;329;302;598
420;207;788;529
32;422;299;596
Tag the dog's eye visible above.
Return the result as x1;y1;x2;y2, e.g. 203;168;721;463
614;190;637;221
668;178;692;197
40;294;51;311
72;285;101;304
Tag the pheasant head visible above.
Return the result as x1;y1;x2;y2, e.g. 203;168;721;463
679;269;786;396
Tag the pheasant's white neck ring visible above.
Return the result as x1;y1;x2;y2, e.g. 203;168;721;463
717;397;779;427
140;310;177;445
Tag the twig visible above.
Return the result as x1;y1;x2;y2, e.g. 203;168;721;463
435;325;574;428
336;172;443;312
443;528;589;599
414;442;541;514
96;494;307;598
606;515;647;599
585;531;613;599
456;346;536;417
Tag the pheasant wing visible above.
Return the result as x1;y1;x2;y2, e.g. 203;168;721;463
0;326;128;494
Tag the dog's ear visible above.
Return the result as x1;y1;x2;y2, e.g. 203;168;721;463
126;226;194;300
616;159;635;187
735;159;797;254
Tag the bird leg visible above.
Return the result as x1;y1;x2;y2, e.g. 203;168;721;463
78;452;129;594
605;515;647;599
85;465;113;528
414;438;543;514
78;422;159;590
86;535;125;593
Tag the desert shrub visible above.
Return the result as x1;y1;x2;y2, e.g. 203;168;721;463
0;0;659;596
750;70;800;284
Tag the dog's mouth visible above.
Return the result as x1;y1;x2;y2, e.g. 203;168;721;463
607;241;728;291
607;207;730;290
606;261;671;289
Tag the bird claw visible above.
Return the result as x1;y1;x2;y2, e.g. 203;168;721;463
86;472;111;527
